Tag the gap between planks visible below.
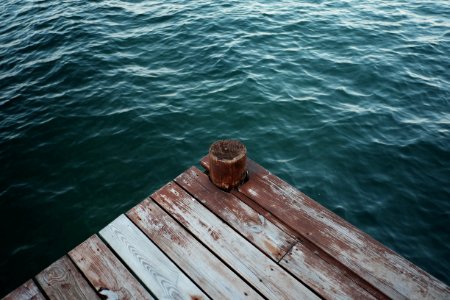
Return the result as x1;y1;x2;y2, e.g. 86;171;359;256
69;234;155;299
201;156;450;299
127;197;264;300
175;166;386;299
174;167;298;262
100;214;209;300
151;181;320;300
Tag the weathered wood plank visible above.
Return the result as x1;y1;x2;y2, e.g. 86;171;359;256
281;241;381;300
212;157;450;300
151;182;319;300
69;234;154;300
201;155;300;237
197;161;386;299
100;214;208;300
127;199;262;300
2;279;45;300
229;190;300;239
175;166;297;261
35;255;100;300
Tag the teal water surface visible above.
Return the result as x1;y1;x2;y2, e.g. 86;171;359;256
1;0;449;295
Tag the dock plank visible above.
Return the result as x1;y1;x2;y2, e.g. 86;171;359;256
175;166;297;261
229;190;300;239
281;241;381;300
100;214;207;300
151;182;319;300
35;255;99;300
69;234;154;300
128;199;262;300
2;279;45;300
230;158;450;300
191;163;385;299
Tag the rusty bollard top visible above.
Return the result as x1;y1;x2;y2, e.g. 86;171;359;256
208;140;247;191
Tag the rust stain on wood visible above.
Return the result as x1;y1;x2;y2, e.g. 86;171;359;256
208;140;247;190
209;229;220;241
263;240;282;259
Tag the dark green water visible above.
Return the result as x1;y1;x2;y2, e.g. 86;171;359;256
1;0;449;295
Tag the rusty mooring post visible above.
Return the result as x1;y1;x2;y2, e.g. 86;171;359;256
208;140;247;191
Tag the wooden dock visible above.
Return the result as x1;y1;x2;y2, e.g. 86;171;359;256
3;155;450;299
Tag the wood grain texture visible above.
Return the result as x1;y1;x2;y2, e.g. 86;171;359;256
224;157;450;300
69;234;154;300
35;255;99;300
127;199;262;300
151;182;319;300
100;214;207;300
281;241;382;300
2;279;45;300
229;190;300;240
201;156;387;299
175;166;297;261
204;156;301;239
